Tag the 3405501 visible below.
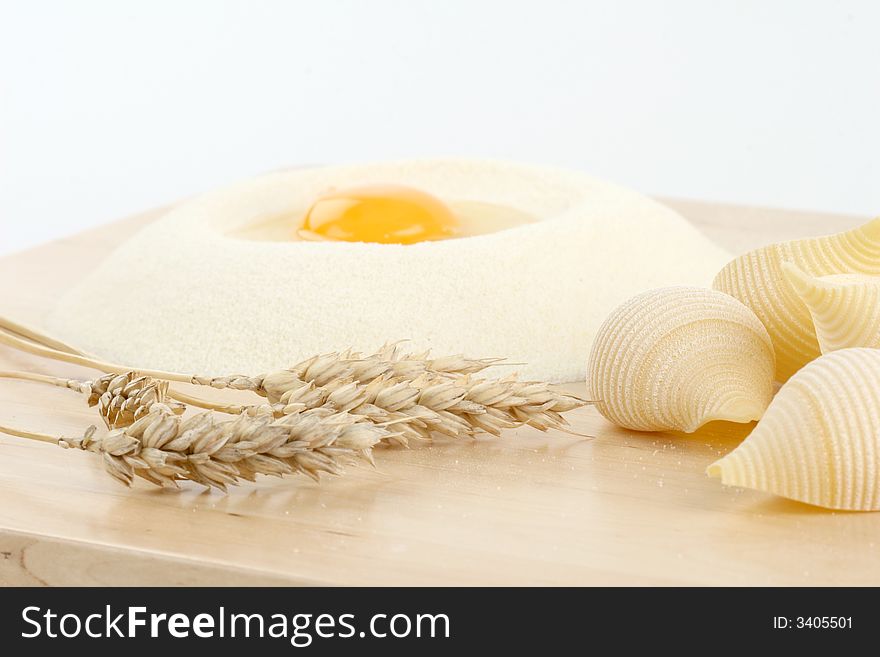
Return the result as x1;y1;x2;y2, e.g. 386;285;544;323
773;617;852;629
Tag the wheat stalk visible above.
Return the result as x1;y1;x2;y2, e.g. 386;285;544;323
0;404;385;491
0;369;89;394
0;315;88;356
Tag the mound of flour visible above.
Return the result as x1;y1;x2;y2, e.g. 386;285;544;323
47;160;730;382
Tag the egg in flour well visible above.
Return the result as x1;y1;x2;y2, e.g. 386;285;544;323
234;182;536;244
47;159;731;382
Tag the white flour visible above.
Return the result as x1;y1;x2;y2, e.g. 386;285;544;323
47;160;731;382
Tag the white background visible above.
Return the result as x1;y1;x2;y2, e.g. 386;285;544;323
2;0;878;255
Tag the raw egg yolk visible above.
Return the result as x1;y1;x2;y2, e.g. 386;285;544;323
297;184;460;245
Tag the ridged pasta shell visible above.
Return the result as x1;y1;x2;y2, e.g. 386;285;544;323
708;348;880;511
783;262;880;354
713;218;880;382
587;286;775;432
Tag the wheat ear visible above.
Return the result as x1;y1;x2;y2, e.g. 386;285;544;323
267;371;587;443
0;323;499;395
0;404;385;491
86;372;187;428
191;344;502;394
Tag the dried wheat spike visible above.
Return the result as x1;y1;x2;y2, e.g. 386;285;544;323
87;372;186;429
270;371;586;444
185;345;584;443
59;404;385;491
190;344;501;397
333;343;501;381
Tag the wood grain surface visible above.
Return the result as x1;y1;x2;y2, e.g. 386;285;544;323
1;198;877;586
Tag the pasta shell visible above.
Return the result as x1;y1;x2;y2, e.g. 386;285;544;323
587;286;775;432
708;348;880;511
713;217;880;382
783;262;880;354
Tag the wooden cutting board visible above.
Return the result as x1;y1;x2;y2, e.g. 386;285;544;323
1;198;877;586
